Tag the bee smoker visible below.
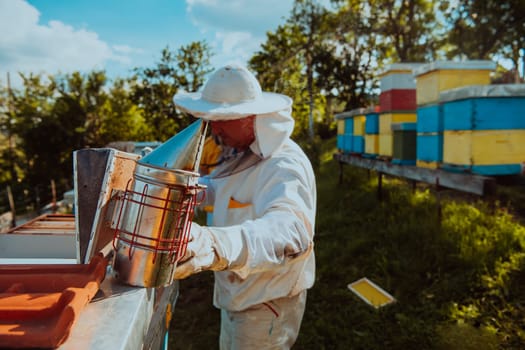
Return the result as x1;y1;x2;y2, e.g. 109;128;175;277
111;120;207;287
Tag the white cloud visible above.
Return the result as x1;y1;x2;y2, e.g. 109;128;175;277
0;0;135;86
185;0;294;67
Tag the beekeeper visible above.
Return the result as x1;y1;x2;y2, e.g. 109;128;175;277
172;64;316;349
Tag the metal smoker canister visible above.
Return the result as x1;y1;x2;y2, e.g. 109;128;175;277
112;120;207;287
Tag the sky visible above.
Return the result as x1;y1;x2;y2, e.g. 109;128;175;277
0;0;298;88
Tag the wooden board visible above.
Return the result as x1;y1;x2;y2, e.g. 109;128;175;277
334;153;496;196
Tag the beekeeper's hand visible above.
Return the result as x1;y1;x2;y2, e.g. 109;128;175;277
173;222;227;279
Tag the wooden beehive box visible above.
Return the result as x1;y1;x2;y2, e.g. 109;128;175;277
0;214;77;263
364;134;379;157
414;60;496;106
440;84;525;175
379;63;421;113
392;122;417;165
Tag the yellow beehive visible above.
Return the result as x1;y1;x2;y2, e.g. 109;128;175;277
379;113;417;134
414;60;496;106
337;119;345;135
365;134;379;155
443;130;525;167
378;134;393;157
354;115;366;136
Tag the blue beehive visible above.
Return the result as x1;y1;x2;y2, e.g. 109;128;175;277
417;104;443;133
440;84;525;175
365;112;380;134
416;103;443;168
416;133;443;163
353;136;365;153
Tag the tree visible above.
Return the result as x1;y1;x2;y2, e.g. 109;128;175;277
375;0;444;62
250;0;334;144
446;0;525;82
97;78;149;144
289;0;329;140
318;0;384;111
130;41;213;141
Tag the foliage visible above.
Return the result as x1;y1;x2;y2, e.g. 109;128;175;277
0;41;213;213
129;41;213;141
373;0;445;62
1;70;150;201
251;0;459;146
445;0;525;81
318;0;383;110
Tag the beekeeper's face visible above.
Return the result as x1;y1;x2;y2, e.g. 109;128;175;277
210;115;256;151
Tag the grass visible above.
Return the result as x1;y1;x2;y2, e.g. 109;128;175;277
169;138;525;349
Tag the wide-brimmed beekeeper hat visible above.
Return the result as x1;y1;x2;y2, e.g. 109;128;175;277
173;64;292;120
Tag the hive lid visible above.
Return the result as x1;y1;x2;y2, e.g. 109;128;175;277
378;62;424;77
413;60;496;77
439;83;525;103
348;277;396;309
335;107;369;119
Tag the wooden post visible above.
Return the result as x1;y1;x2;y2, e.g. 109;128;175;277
436;178;442;225
377;172;383;201
7;185;16;228
338;161;343;184
35;186;41;214
51;179;57;212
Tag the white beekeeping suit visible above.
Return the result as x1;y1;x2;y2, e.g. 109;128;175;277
173;64;316;350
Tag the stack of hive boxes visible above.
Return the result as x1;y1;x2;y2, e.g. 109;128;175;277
378;63;420;160
391;122;417;165
336;109;359;154
336;107;379;156
413;60;496;169
439;84;525;175
336;115;346;152
353;109;367;154
364;106;380;158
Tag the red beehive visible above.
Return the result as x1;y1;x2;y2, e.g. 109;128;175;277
379;89;417;112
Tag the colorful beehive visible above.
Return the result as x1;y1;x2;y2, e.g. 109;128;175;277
365;109;380;134
414;60;496;106
336;119;345;150
335;113;354;153
335;108;362;153
378;63;421;159
416;133;443;169
439;84;525;175
344;116;354;153
378;112;417;158
416;103;443;168
335;108;366;154
379;63;422;112
365;134;380;156
392;122;417;165
353;112;366;153
378;134;393;158
364;107;380;157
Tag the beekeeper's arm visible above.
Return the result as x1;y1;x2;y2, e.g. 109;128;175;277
174;156;315;279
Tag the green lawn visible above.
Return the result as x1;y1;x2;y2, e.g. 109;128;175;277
170;138;525;349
